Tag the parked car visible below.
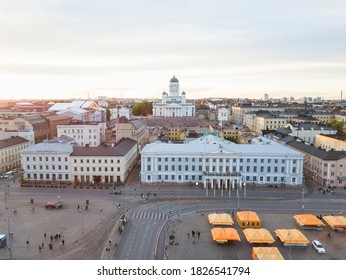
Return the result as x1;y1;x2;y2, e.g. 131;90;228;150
45;201;63;209
312;240;326;254
110;190;122;195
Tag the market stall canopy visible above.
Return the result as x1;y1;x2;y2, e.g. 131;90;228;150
211;227;240;243
294;214;325;229
274;229;309;246
208;213;234;226
236;211;261;228
252;247;285;260
323;215;346;230
243;228;275;244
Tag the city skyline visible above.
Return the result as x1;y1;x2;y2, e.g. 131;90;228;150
0;0;345;100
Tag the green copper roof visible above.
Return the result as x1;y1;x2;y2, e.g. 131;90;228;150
170;75;179;83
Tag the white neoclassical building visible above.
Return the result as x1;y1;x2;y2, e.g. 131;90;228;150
153;75;195;117
140;135;304;188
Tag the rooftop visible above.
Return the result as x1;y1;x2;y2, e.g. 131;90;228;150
287;140;346;160
141;134;303;157
0;136;29;149
71;138;136;157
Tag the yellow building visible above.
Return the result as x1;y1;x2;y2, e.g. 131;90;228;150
168;128;186;142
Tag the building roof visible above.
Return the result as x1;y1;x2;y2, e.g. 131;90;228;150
0;136;29;149
141;134;303;157
288;140;346;160
71;138;136;157
48;100;97;111
44;114;73;122
170;75;179;83
21;142;73;154
291;123;335;131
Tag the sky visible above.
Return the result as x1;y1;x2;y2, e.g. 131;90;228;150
0;0;346;100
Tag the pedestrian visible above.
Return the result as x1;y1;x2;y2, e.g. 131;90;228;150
109;239;112;244
327;232;331;238
197;232;200;238
77;205;80;210
42;242;44;249
26;240;29;247
62;239;65;246
39;245;41;252
58;233;61;239
202;211;205;216
115;243;117;248
85;205;88;211
60;241;63;248
187;233;190;238
50;235;53;242
44;233;46;239
192;230;195;237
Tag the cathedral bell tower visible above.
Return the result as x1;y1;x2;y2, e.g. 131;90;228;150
169;75;180;96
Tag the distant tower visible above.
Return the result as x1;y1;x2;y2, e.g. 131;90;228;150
341;91;343;101
264;93;269;101
169;75;180;96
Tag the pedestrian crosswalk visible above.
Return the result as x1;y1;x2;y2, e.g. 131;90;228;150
131;211;168;220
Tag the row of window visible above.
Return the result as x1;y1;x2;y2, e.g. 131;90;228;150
26;156;68;162
149;157;294;164
26;165;68;170
150;165;294;173
74;166;121;172
62;128;97;133
73;159;121;164
27;173;69;180
1;145;27;156
25;157;122;164
150;175;296;183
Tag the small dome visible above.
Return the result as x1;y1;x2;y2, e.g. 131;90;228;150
182;91;186;95
170;75;179;83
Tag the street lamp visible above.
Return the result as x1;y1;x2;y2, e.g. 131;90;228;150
301;177;305;213
80;207;84;234
7;211;13;257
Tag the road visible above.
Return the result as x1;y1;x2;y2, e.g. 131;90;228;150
1;174;345;260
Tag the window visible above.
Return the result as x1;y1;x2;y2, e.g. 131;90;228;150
165;165;168;171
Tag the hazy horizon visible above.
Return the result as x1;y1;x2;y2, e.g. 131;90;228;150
1;1;345;100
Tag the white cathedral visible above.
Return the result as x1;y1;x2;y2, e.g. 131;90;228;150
153;75;195;117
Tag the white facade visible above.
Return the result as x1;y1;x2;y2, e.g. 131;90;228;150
57;122;106;147
20;138;137;184
110;107;131;120
153;76;195;117
21;143;73;182
287;123;337;145
218;107;229;122
70;139;137;183
141;135;304;186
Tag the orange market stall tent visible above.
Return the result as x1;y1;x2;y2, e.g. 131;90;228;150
208;213;234;226
243;228;275;244
294;214;325;230
323;215;346;231
236;211;261;228
274;229;309;247
211;227;241;243
252;247;285;260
